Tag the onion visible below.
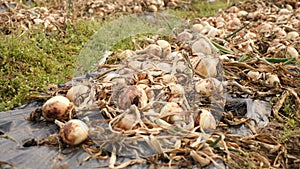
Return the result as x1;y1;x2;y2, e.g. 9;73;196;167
191;38;213;55
117;85;148;110
286;46;299;59
115;105;140;130
286;31;299;41
191;56;220;78
66;85;90;106
145;44;162;57
247;71;261;81
265;73;280;87
55;119;89;146
161;74;177;84
157;40;171;56
198;109;217;130
192;24;203;33
195;78;223;98
177;31;193;41
42;95;73;121
160;102;182;118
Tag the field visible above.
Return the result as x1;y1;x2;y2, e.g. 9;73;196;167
0;0;299;168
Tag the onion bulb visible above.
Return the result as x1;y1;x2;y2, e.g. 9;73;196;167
115;105;140;130
160;102;183;123
195;78;223;98
157;40;171;56
177;31;193;41
55;119;89;146
247;71;261;81
139;44;162;57
197;109;217;130
42;95;73;121
191;39;213;55
117;85;148;110
265;73;280;87
191;56;220;78
66;85;90;106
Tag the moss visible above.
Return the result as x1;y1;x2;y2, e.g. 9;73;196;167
0;20;101;111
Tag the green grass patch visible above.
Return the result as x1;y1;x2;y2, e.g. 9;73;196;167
166;0;229;18
279;101;300;143
280;118;300;143
0;20;101;111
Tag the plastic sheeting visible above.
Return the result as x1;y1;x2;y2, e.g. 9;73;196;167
0;103;107;169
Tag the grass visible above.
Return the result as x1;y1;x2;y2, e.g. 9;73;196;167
0;21;101;110
280;119;298;143
166;0;229;18
0;1;230;111
279;101;300;143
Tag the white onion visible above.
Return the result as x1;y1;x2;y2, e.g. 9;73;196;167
42;95;73;121
55;119;89;146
